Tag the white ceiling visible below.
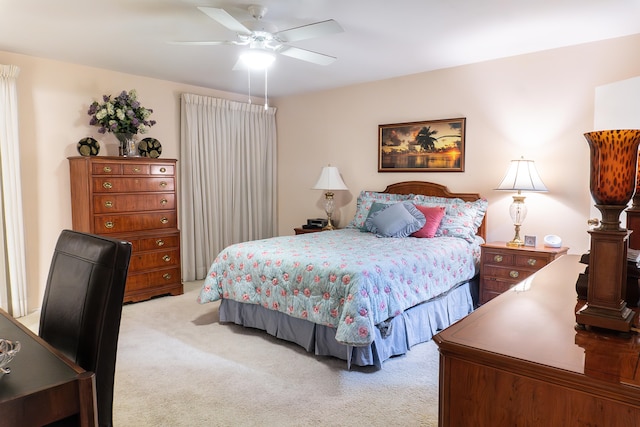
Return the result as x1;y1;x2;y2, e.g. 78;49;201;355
1;0;640;99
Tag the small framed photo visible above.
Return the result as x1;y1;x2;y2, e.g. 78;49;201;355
524;235;537;247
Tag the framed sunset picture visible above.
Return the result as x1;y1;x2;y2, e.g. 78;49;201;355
378;117;466;172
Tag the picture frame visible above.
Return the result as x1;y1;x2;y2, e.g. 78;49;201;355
378;117;466;172
524;235;537;247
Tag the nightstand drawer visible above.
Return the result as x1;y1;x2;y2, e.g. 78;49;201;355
514;253;551;269
482;251;515;265
483;265;529;281
482;278;516;293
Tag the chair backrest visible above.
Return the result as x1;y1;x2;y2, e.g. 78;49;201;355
39;229;132;427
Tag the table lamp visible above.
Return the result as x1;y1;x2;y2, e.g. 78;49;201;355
495;157;548;247
313;165;348;230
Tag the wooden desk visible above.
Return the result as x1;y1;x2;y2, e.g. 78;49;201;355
0;309;97;426
435;255;640;427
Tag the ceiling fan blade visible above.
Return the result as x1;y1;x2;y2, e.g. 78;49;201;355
278;46;337;66
276;19;343;43
197;6;251;35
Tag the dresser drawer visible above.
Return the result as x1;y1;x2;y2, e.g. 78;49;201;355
92;162;123;175
150;164;175;175
92;177;175;193
94;211;177;233
126;267;181;292
122;163;151;175
129;248;180;272
129;233;180;252
93;193;175;213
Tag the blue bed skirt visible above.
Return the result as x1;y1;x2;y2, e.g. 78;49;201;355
219;279;476;369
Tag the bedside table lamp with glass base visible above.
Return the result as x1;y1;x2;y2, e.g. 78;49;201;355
313;165;348;230
495;157;548;247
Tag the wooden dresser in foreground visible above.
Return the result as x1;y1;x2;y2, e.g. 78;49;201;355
68;156;183;303
479;241;568;304
435;254;640;427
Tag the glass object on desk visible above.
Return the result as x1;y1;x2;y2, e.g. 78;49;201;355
0;338;21;374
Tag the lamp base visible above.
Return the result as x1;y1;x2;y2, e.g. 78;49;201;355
575;228;633;333
506;223;524;247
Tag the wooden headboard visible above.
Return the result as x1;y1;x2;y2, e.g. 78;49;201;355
382;181;487;240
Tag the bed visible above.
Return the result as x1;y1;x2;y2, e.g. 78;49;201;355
198;181;488;368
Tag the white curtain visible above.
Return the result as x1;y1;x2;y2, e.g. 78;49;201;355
0;64;27;317
180;94;277;281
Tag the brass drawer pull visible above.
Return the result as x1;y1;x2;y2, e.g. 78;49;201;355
156;239;165;247
527;258;537;266
159;181;167;188
104;221;114;229
160;217;168;224
163;255;171;262
133;167;141;173
160;198;168;206
509;270;519;279
493;255;503;263
160;167;167;173
102;182;113;189
103;166;112;173
163;273;172;280
104;200;113;208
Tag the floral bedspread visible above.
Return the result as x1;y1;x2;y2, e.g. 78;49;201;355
198;229;482;346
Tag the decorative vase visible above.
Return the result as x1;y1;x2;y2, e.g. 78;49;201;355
585;129;640;231
114;132;139;157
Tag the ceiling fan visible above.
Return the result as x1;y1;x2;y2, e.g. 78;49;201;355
173;5;344;68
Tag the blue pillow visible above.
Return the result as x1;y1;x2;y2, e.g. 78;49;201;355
365;201;426;238
360;201;391;231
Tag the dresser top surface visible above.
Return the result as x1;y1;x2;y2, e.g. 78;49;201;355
436;254;640;388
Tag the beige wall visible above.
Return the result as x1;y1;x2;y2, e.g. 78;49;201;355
276;33;640;258
2;33;640;314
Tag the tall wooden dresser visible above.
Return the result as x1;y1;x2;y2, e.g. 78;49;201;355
68;156;183;303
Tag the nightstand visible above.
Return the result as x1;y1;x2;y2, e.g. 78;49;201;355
479;242;569;304
294;227;325;235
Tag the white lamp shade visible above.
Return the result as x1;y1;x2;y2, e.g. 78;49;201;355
496;158;548;192
313;166;348;191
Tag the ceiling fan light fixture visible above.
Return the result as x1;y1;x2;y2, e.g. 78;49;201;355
240;49;275;70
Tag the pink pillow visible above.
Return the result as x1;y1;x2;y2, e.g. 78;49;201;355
411;205;446;238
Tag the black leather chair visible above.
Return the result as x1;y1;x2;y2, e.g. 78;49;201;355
39;230;132;427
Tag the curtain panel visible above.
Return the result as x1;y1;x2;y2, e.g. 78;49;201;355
0;64;27;316
180;94;277;281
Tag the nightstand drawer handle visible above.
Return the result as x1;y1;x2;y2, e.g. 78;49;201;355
160;198;168;206
104;200;113;208
163;273;171;280
493;255;503;263
160;181;167;188
103;166;112;173
102;181;113;189
163;255;171;262
510;270;519;279
104;221;114;229
156;239;165;247
160;217;168;224
527;258;537;266
160;167;167;173
133;167;141;173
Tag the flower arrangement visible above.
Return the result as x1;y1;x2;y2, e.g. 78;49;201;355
88;89;156;135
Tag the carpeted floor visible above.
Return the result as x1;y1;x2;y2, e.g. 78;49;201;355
51;280;440;426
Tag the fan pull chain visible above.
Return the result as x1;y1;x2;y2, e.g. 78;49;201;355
264;68;268;110
247;68;252;104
